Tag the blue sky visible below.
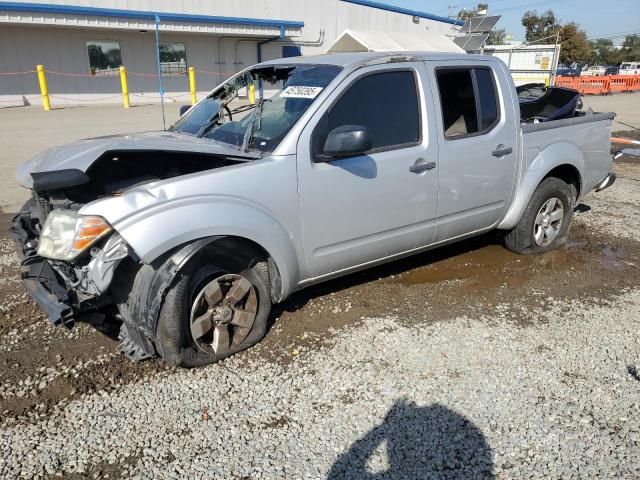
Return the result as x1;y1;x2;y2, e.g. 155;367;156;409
381;0;640;43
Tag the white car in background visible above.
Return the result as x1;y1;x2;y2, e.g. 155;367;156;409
620;62;640;75
580;65;606;76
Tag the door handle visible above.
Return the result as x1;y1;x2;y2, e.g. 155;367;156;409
409;159;436;173
492;145;513;157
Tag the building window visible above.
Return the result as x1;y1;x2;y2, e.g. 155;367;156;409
87;41;122;76
159;43;188;76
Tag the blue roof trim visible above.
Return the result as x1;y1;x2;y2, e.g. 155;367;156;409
340;0;463;26
0;2;305;28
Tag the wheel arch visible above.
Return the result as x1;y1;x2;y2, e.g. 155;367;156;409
543;164;582;200
498;161;583;230
111;233;287;359
179;235;284;304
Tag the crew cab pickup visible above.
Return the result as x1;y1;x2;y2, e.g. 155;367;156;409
13;52;616;367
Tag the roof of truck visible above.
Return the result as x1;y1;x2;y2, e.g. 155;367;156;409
258;51;493;70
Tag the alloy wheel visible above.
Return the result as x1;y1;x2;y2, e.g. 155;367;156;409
533;197;564;247
189;273;257;356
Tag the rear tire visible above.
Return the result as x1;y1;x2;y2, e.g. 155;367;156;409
504;177;574;254
155;249;271;368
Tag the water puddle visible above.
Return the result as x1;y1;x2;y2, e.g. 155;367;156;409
395;241;630;289
622;148;640;158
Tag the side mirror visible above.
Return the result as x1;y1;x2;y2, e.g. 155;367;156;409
179;104;191;116
318;125;372;161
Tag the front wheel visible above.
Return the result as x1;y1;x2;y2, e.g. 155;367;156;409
155;250;271;368
503;177;575;254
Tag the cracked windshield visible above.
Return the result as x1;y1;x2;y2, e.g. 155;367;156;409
171;64;342;153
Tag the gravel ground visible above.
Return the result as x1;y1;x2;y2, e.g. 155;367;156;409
0;121;639;478
1;290;639;479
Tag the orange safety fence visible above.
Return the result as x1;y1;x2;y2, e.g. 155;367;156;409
553;76;577;89
575;76;610;95
555;75;640;95
609;75;629;93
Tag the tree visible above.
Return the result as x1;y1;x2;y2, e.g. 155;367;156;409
521;10;591;65
590;38;623;66
521;10;559;43
558;22;591;65
457;3;488;22
488;28;508;45
622;34;640;61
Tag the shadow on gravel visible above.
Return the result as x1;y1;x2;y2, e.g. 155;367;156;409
327;399;494;479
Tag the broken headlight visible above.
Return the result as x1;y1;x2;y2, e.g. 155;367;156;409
37;210;112;261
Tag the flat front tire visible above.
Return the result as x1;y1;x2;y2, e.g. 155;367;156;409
155;250;271;368
504;177;575;254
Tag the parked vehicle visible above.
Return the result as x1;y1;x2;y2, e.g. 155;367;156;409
13;52;616;367
620;62;640;75
556;67;580;77
604;66;619;76
580;65;606;76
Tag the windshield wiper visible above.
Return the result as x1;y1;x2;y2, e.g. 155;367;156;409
241;98;266;152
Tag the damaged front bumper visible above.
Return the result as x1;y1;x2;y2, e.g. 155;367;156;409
12;209;76;327
12;203;160;361
11;204;128;328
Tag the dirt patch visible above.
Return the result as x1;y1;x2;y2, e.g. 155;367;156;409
44;454;141;480
2;197;640;413
256;217;640;362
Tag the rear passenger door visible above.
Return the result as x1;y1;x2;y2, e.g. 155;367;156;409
428;61;518;242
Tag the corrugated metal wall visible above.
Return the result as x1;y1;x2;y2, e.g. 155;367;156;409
0;0;458;104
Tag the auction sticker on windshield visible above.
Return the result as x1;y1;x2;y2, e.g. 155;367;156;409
280;86;323;99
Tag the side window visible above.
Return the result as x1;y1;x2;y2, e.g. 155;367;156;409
436;67;499;139
316;70;421;153
475;68;498;130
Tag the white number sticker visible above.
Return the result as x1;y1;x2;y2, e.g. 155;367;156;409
280;86;323;99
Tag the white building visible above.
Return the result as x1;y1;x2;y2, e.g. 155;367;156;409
0;0;462;105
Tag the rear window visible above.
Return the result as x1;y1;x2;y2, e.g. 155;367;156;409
436;67;500;139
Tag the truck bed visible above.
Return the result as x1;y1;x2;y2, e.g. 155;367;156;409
521;111;615;194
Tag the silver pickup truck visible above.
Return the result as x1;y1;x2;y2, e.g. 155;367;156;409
13;52;615;367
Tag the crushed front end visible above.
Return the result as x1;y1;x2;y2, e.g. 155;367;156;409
11;192;128;329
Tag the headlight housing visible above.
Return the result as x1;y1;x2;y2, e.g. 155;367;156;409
37;210;112;261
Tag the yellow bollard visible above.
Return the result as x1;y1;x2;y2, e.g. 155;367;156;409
36;65;50;111
188;66;197;105
248;83;256;104
119;66;130;109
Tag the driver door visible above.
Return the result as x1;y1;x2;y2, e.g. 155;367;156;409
296;63;440;278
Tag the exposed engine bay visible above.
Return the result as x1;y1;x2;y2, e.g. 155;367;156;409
36;150;247;205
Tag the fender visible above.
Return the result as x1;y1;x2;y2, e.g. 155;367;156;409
497;140;584;230
81;193;301;301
